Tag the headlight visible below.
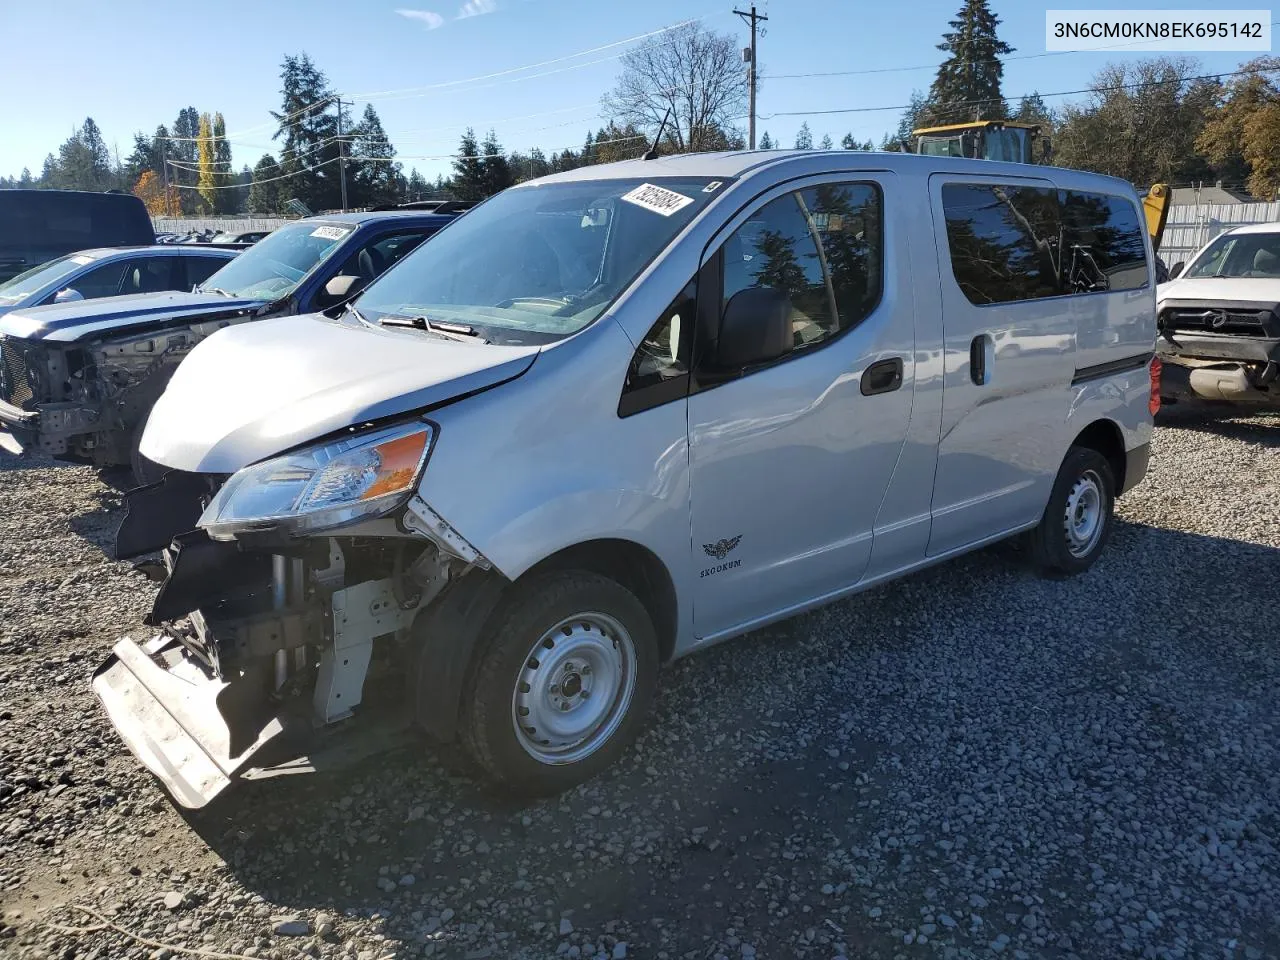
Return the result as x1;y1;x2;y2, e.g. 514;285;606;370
199;421;434;539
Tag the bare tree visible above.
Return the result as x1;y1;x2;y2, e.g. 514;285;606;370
602;23;748;154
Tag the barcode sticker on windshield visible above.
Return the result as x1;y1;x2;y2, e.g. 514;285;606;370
621;183;695;217
310;225;348;240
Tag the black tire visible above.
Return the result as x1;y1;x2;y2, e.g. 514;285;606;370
459;570;659;795
129;419;166;487
1026;446;1115;577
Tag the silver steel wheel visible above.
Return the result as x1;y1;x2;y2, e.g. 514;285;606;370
511;612;637;766
1063;468;1105;558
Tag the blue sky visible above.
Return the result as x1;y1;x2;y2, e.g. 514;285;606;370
0;0;1255;182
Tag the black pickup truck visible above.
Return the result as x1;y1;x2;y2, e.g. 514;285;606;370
0;209;462;479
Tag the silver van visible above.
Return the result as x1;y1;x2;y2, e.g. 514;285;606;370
94;152;1158;808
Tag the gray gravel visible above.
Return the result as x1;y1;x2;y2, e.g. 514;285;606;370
2;415;1279;960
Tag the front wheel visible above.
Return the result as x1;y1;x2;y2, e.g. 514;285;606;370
1026;446;1115;576
459;571;659;794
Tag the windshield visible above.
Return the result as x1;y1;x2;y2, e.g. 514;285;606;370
984;128;1030;163
355;177;726;345
1184;232;1280;280
198;221;353;299
0;254;94;303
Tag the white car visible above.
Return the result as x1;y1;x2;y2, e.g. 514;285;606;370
93;151;1158;808
1157;223;1280;407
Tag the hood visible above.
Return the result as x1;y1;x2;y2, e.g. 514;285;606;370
141;312;540;473
0;291;266;343
1157;276;1280;307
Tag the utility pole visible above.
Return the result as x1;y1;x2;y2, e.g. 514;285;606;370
734;5;767;150
160;141;173;218
335;97;350;212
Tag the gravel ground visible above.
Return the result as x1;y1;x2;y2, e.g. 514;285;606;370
1;414;1278;960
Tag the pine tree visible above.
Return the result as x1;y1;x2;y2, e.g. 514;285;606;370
124;132;157;186
18;168;32;186
406;169;427;201
927;0;1013;124
819;134;834;150
794;123;813;150
451;129;486;201
171;107;201;212
1014;92;1053;126
249;154;283;213
758;131;774;150
273;53;341;211
479;130;513;198
349;105;401;207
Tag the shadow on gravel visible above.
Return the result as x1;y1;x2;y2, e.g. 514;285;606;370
106;518;1280;956
1157;409;1280;446
67;489;126;556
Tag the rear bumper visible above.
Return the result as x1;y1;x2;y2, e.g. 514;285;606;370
1121;442;1150;496
92;635;294;808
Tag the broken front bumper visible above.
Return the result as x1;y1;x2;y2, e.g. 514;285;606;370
92;634;297;808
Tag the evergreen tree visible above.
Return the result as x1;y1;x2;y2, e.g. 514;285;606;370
819;134;833;150
349;105;401;207
18;168;32;186
582;131;596;166
758;131;774;150
272;53;341;211
124;132;157;186
171;107;201;212
249;154;283;213
927;0;1013;124
753;230;807;296
479;130;513;198
794;123;813;150
45;118;114;191
1014;93;1053;126
528;147;550;180
451;128;486;201
406;169;427;201
888;90;932;151
212;113;235;213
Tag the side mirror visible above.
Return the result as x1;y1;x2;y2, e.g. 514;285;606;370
1169;262;1184;279
321;274;366;305
714;287;792;369
53;287;85;303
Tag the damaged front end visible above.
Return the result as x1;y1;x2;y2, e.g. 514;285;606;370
0;302;256;466
94;421;491;808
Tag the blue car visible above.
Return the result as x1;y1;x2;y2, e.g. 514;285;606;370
0;210;461;477
0;245;238;318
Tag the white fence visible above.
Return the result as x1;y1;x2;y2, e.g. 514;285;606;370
152;217;290;234
1160;201;1280;265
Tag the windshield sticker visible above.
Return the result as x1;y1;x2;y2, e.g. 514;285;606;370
71;256;93;265
702;181;724;193
310;225;349;241
621;183;695;217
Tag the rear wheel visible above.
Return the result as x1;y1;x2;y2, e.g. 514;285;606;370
458;570;658;794
1026;446;1115;576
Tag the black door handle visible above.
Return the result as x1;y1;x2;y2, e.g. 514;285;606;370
860;357;904;396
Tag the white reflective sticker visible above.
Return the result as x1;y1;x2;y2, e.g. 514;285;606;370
310;225;349;240
71;256;93;265
702;181;724;193
621;183;695;217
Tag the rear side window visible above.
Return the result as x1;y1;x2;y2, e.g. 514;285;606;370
0;192;152;250
942;183;1060;305
1060;191;1147;293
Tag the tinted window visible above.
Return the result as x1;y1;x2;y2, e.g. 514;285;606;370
0;191;153;250
1060;191;1147;292
801;183;883;331
335;231;431;283
723;193;834;348
64;259;132;299
183;255;229;290
942;183;1061;305
1184;231;1280;280
119;257;179;295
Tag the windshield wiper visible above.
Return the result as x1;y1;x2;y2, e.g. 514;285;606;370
379;314;488;343
199;286;236;298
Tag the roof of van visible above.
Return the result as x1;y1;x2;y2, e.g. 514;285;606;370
1223;221;1280;235
529;150;1138;194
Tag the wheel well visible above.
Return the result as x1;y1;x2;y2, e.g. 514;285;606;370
522;539;678;662
1071;419;1126;492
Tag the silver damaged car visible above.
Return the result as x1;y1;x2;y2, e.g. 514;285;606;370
94;151;1159;807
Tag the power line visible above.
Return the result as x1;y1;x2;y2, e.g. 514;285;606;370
759;66;1280;120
